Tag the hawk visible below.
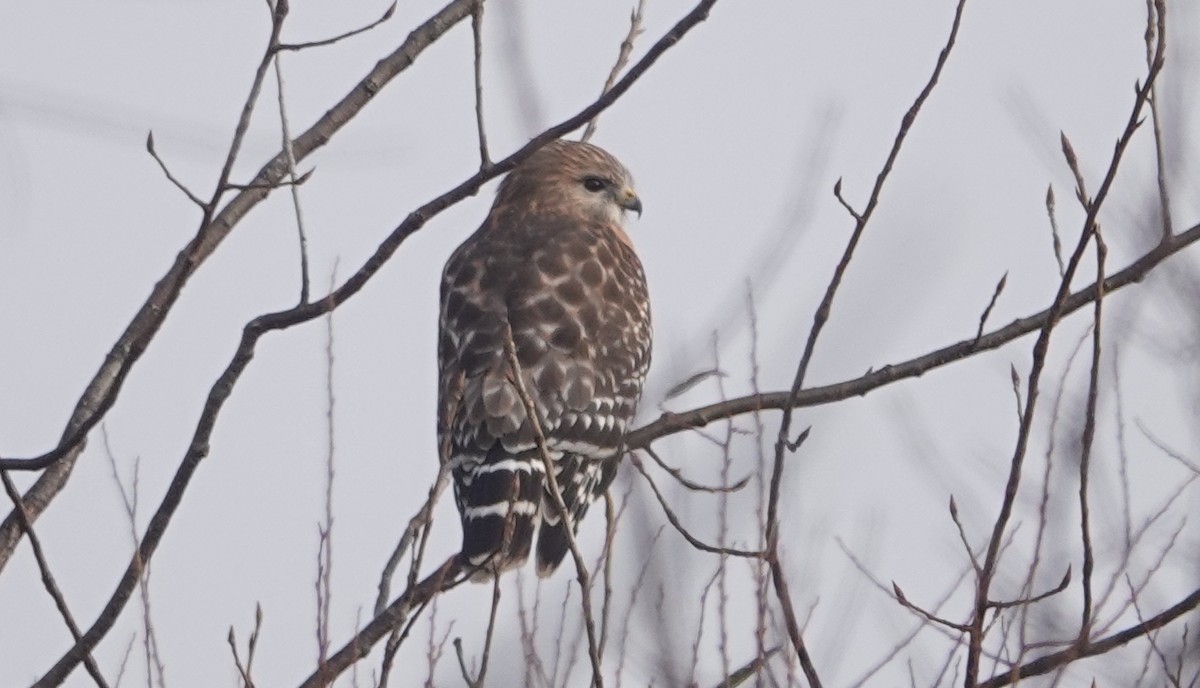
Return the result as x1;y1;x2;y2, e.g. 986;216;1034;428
438;140;651;577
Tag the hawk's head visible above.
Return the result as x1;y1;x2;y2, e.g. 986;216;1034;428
495;140;642;227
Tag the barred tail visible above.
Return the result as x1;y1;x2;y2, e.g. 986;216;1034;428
535;455;616;576
457;451;545;577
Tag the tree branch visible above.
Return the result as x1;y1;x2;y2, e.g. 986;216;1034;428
625;218;1200;450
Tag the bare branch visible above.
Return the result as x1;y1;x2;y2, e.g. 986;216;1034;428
832;177;862;221
100;430;166;688
1;471;108;688
581;0;648;142
1009;363;1023;422
452;573;502;687
624;218;1200;451
948;496;981;576
501;324;604;687
376;466;451;615
470;0;491;170
300;556;463;688
629;454;761;558
973;272;1008;344
641;445;749;494
228;604;264;688
1077;229;1106;641
272;50;312;304
766;5;970;681
1136;419;1200;475
145;132;207;209
315;264;338;669
979;587;1200;687
892;582;970;633
1143;0;1172;240
988;567;1071;610
1060;131;1090;207
1045;185;1065;277
715;647;780;688
277;1;397;51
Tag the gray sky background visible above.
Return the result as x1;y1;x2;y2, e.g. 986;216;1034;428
1;0;1198;685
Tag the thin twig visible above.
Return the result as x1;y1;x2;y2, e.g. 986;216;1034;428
715;647;780;688
948;496;981;576
376;465;452;614
145;132;207;209
277;1;397;51
210;0;290;222
112;634;136;688
224;171;314;191
973;272;1008;344
228;604;264;688
832;178;862;221
766;3;970;685
501;324;605;688
641;445;749;493
1077;228;1106;642
629;454;760;558
100;429;166;688
301;556;463;688
842;543;973;688
273;48;312;304
596;484;629;666
453;572;502;687
1136;419;1200;475
581;0;648;142
1143;0;1172;240
1044;185;1065;277
479;573;502;683
891;582;970;632
1125;575;1184;688
1;471;109;688
1015;329;1089;666
315;263;338;671
470;0;491;170
987;567;1071;610
1009;364;1023;422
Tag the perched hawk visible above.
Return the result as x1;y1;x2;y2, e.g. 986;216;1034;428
438;140;651;577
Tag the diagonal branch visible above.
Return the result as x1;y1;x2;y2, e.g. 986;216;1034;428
978;586;1200;687
629;454;761;558
624;217;1200;450
501;324;604;687
581;0;648;142
1;471;109;688
764;3;969;682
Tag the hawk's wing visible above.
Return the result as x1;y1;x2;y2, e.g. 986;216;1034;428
438;210;651;574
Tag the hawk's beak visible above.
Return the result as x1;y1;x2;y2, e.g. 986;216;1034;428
618;188;643;217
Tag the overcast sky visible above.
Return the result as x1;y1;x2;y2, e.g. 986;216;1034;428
2;1;1198;686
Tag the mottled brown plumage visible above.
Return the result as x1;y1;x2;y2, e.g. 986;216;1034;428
438;140;651;577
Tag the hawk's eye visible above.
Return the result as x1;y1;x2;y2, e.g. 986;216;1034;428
582;176;607;192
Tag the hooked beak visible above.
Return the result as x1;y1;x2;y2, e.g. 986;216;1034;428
618;187;643;217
